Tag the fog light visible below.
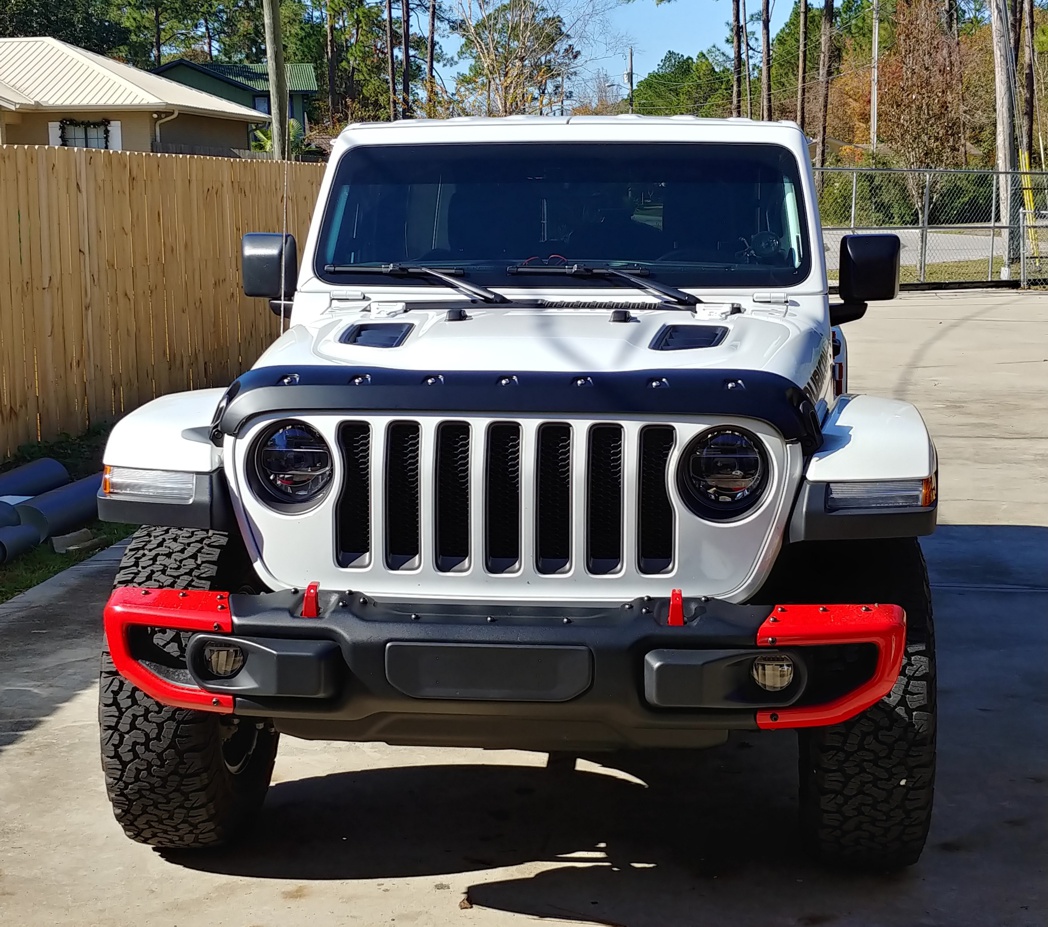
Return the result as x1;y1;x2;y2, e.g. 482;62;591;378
752;654;794;691
203;642;245;678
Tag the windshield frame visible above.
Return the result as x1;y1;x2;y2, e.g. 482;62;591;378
312;141;814;291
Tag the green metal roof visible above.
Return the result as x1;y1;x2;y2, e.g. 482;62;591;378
195;62;318;94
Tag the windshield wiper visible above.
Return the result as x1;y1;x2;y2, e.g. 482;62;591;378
324;263;508;304
506;263;701;307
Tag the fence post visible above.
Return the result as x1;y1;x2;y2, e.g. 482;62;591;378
850;170;858;234
918;171;931;283
1021;206;1027;286
988;172;998;280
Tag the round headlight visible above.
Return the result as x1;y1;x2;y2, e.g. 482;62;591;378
253;421;332;508
678;427;768;520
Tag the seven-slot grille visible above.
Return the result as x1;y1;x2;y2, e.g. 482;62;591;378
335;420;676;576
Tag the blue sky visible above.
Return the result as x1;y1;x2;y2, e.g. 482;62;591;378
601;0;796;89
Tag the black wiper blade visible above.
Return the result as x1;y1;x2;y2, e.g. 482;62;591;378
506;263;700;306
324;263;508;304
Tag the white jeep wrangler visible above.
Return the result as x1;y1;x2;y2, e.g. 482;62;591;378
97;116;937;870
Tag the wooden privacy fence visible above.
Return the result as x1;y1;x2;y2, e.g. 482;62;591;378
0;145;325;457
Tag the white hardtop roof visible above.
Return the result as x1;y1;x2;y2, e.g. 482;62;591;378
0;36;269;122
335;114;807;151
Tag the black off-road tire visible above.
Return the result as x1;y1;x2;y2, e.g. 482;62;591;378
99;527;279;849
764;537;936;870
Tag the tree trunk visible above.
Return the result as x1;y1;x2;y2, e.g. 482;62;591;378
385;0;397;120
401;0;411;117
815;0;833;175
427;0;436;85
797;0;807;131
203;15;213;61
761;0;771;119
731;0;742;117
326;1;338;123
153;2;162;67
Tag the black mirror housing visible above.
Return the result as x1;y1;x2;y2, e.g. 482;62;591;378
839;233;900;303
242;233;298;300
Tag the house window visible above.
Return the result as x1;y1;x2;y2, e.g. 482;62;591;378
253;95;270;114
60;119;109;149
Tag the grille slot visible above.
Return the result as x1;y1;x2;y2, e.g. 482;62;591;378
536;424;572;573
485;423;522;573
335;422;371;567
587;425;624;574
638;426;675;573
435;422;471;571
385;422;421;569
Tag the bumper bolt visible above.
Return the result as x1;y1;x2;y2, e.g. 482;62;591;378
641;607;651;615
819;606;828;612
623;603;633;610
769;712;779;722
767;637;777;645
768;616;778;623
486;615;496;623
359;596;368;605
776;606;786;613
217;604;226;611
141;590;150;596
212;698;220;707
212;622;221;631
411;613;420;621
178;591;187;598
562;617;571;624
861;605;872;612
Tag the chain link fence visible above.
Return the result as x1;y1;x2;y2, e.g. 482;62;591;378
814;166;1048;288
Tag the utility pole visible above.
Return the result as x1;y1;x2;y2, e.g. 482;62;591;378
796;0;807;131
741;0;752;118
990;0;1020;267
870;0;879;153
760;0;771;120
262;0;288;161
731;0;742;116
401;0;411;117
627;47;634;113
1023;0;1035;163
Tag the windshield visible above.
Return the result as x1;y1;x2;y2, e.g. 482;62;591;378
315;142;812;289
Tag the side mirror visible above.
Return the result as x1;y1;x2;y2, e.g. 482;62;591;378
242;233;298;316
831;233;901;326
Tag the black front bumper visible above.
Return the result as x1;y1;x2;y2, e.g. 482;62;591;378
104;588;903;750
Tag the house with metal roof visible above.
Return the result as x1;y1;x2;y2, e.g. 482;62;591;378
0;36;269;153
153;60;318;132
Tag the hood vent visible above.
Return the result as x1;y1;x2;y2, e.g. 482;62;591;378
650;325;729;351
341;323;413;348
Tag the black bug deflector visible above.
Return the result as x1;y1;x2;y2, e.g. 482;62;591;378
214;366;824;452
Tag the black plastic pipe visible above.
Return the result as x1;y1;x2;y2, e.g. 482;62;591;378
15;474;103;543
0;502;18;528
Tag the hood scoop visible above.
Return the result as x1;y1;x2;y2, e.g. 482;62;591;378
341;322;414;348
650;324;729;351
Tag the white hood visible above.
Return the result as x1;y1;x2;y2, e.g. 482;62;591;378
254;302;828;387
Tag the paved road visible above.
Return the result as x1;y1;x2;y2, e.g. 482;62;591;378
823;228;1002;274
1;291;1046;927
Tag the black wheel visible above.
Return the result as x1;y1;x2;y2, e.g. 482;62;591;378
98;527;279;849
763;538;936;870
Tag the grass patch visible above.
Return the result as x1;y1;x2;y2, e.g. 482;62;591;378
1;423;136;604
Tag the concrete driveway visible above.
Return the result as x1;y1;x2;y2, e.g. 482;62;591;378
1;291;1045;927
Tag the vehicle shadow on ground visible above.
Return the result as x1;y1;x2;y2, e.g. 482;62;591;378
166;741;940;925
